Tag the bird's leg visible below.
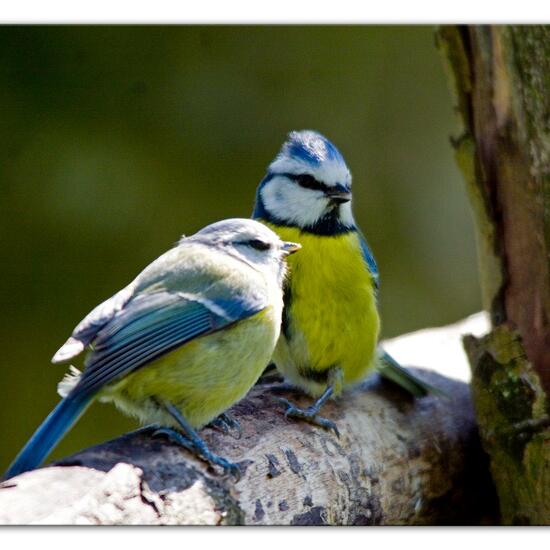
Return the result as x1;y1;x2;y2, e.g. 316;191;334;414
278;367;343;437
262;381;300;393
153;426;196;452
152;400;241;480
255;362;285;385
206;412;242;439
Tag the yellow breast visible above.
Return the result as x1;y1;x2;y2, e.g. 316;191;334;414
263;224;380;394
100;307;279;428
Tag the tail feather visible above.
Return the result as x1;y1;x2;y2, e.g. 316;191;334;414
376;350;446;398
4;393;93;480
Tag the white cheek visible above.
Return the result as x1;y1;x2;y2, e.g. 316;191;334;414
261;177;328;226
339;202;355;227
245;250;287;293
266;253;288;291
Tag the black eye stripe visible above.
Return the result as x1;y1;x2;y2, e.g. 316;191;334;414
281;172;330;193
247;239;271;251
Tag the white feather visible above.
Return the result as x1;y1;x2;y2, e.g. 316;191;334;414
338;202;355;228
261;176;331;227
57;365;82;398
51;337;85;364
260;175;355;229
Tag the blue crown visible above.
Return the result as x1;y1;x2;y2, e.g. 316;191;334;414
280;130;346;167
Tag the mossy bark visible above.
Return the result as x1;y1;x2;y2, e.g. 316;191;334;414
438;25;550;524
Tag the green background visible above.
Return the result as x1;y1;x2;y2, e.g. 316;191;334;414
0;26;479;471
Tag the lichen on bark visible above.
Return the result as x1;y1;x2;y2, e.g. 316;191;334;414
439;25;550;524
464;327;550;524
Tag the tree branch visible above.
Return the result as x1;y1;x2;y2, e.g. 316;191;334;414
0;314;496;525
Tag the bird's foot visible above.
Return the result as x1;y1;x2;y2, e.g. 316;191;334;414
207;413;242;439
152;427;241;480
277;398;340;438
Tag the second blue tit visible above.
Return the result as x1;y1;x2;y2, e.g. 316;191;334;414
5;219;300;481
253;130;434;433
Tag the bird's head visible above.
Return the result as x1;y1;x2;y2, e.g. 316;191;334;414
190;218;300;286
253;130;355;234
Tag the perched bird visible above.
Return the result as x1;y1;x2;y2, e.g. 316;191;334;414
253;130;434;433
5;219;300;480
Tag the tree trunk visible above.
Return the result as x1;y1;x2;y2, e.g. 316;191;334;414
0;315;496;525
438;25;550;525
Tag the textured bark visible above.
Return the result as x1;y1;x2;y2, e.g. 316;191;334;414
439;25;550;524
0;315;496;525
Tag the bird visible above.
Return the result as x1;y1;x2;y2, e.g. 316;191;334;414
252;130;435;434
5;218;300;480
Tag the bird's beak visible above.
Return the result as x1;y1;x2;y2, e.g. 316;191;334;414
282;241;301;255
325;184;352;204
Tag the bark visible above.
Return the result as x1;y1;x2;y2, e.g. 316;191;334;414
438;25;550;524
0;314;496;525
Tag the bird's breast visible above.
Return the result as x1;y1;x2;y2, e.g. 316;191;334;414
262;223;380;388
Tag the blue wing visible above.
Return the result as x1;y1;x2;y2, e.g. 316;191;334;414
72;290;266;396
52;284;135;363
4;289;265;480
357;230;379;293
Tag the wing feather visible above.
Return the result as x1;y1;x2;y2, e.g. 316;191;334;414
52;284;135;363
69;290;265;396
357;230;380;292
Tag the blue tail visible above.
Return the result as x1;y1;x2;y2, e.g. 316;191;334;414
4;393;93;480
376;349;446;398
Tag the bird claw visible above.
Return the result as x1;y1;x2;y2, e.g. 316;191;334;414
277;398;340;438
207;413;242;439
199;446;241;481
212;457;242;481
152;427;241;480
207;416;229;434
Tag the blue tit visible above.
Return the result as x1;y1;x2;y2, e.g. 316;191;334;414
252;130;434;433
5;219;300;480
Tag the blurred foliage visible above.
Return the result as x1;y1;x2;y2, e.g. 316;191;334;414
0;26;479;471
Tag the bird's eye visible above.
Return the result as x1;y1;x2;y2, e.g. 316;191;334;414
295;174;326;191
248;239;271;251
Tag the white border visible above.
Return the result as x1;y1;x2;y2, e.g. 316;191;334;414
1;2;549;539
1;1;550;24
1;527;548;549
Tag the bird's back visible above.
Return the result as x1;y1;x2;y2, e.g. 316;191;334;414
135;242;269;303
